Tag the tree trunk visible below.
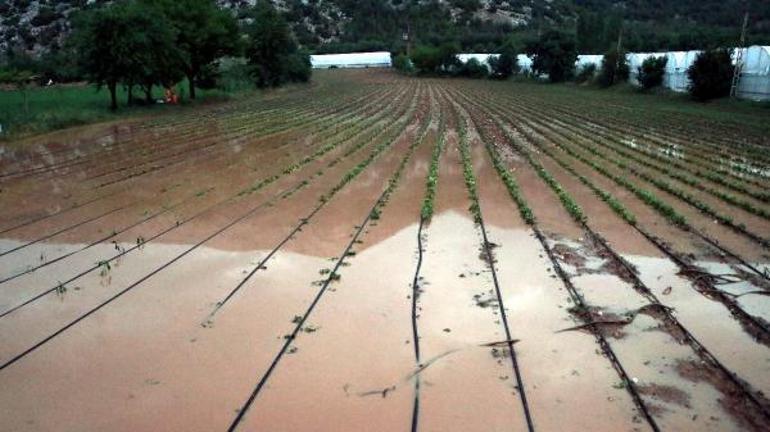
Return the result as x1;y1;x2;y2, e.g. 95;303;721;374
188;72;196;100
22;86;29;115
127;85;134;105
108;82;118;111
145;84;153;103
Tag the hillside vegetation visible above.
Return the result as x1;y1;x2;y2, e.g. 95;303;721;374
1;0;768;60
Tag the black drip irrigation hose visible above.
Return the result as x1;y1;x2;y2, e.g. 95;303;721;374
206;201;325;319
691;228;770;283
409;218;425;432
0;191;118;236
0;191;201;286
0;183;298;320
0;88;373;182
451;97;534;431
590;225;770;420
0;85;414;320
226;182;391;432
0;201;137;258
531;226;660;432
455;86;770;273
226;93;431;430
632;225;770;344
477;216;535;432
0;181;301;371
88;103;381;191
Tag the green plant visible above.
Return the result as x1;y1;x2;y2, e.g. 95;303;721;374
637;56;667;91
687;49;734;101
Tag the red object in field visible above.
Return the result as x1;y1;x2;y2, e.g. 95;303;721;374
165;88;179;104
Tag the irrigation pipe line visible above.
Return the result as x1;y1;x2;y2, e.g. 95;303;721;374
0;91;414;320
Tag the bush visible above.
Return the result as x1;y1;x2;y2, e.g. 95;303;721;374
575;64;597;83
637;55;667;91
459;58;489;79
598;48;629;87
687;49;734;101
488;49;518;80
391;53;414;74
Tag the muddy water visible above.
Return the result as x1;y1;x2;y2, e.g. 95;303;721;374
629;255;770;397
234;126;433;429
0;93;426;431
0;85;392;233
468;132;640;430
0;87;410;286
549;130;769;262
0;113;414;363
407;114;527;429
555;241;746;431
0;132;344;312
0;242;333;431
461;100;757;429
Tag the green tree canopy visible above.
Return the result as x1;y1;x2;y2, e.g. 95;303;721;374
244;2;311;88
142;0;240;99
71;1;182;110
525;30;577;83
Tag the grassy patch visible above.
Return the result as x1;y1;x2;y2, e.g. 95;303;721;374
0;81;240;141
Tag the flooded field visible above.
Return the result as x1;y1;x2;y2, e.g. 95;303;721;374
1;69;769;431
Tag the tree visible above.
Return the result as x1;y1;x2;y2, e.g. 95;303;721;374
144;0;239;99
525;30;577;83
637;56;667;91
71;4;136;110
687;49;734;101
410;45;442;75
410;42;459;75
598;47;630;87
489;47;518;80
72;1;183;110
244;2;310;88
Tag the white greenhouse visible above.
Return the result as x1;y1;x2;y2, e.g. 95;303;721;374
735;46;770;101
576;54;604;71
310;52;392;69
664;51;701;92
456;53;498;70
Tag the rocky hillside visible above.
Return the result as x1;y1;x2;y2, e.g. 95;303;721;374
1;0;768;58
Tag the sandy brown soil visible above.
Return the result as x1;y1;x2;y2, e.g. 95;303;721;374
1;69;769;431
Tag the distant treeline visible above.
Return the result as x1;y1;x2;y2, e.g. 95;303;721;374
302;0;769;55
0;1;311;110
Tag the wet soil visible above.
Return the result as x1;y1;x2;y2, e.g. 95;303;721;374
2;70;769;432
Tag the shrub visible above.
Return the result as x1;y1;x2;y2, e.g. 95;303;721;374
637;55;667;91
391;53;414;74
687;49;734;101
598;47;629;87
575;64;597;83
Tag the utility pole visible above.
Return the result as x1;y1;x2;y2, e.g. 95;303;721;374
730;12;749;98
613;26;624;86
